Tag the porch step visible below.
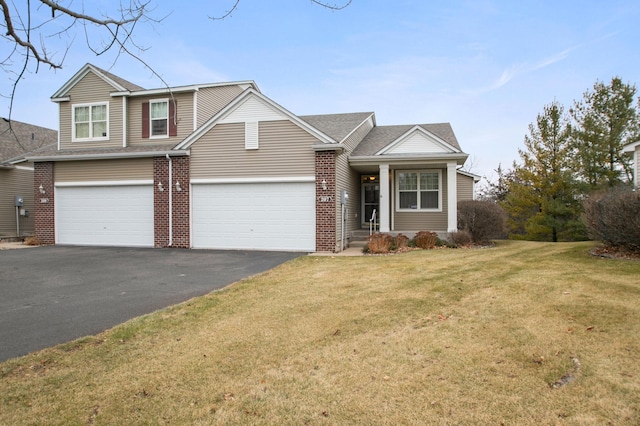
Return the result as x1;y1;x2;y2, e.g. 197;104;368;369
351;230;372;241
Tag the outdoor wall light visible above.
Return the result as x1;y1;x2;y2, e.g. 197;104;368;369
157;182;164;192
175;180;182;192
321;179;327;191
39;184;46;194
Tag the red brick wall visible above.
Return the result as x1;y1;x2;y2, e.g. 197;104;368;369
154;156;190;248
316;151;337;252
34;162;55;245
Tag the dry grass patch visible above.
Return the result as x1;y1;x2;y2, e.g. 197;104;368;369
1;241;639;425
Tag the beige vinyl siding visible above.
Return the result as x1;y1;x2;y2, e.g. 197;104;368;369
128;92;194;146
54;158;153;182
0;168;34;236
190;121;316;179
393;169;448;231
633;146;640;188
59;72;123;150
335;117;375;244
196;86;245;127
457;174;474;200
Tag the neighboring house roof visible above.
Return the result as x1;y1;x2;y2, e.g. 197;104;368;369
622;140;640;152
299;112;374;143
351;123;462;157
0;118;57;164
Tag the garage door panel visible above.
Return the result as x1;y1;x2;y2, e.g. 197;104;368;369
56;186;154;247
192;182;315;251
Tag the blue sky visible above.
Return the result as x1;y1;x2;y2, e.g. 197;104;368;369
4;0;640;180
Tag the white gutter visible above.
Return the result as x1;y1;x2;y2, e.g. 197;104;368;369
166;154;173;247
26;150;189;162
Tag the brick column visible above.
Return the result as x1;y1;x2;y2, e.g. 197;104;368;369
154;156;190;248
154;157;170;247
315;150;337;252
34;162;55;245
171;156;190;248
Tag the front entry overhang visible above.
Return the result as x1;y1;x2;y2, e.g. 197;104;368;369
349;153;469;233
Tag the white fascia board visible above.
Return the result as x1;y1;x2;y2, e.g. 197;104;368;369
457;169;482;182
175;89;337;150
27;150;189;162
124;81;259;98
349;152;469;166
55;180;154;187
191;176;315;184
338;113;376;144
51;97;71;103
375;126;461;155
313;143;345;152
622;141;640;152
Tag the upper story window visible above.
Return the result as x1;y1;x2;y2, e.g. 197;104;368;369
142;99;177;139
73;102;108;141
396;170;442;211
150;99;168;138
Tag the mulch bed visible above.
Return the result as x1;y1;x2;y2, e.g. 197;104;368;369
590;245;640;260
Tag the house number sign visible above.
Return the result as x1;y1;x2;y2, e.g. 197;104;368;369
318;195;333;202
40;198;50;204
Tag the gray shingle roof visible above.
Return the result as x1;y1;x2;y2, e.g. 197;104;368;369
89;63;145;92
299;112;374;143
0;118;57;164
26;142;180;160
351;122;461;156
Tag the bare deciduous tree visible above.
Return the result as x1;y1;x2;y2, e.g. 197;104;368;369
1;0;352;123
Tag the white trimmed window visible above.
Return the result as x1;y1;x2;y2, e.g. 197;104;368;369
150;99;169;138
396;170;442;211
73;103;108;141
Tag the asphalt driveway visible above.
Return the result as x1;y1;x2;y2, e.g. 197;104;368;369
0;246;303;362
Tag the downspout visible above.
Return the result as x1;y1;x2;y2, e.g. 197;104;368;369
166;154;173;247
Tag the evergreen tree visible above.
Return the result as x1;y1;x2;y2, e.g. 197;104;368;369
502;102;586;242
570;77;639;189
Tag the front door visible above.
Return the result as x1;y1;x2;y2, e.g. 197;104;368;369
361;175;380;228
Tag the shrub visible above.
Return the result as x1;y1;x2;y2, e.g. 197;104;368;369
457;200;507;244
367;233;394;254
450;230;473;247
413;231;439;249
395;234;410;250
23;236;41;246
582;187;640;252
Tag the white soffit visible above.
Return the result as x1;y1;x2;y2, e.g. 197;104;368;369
219;95;287;123
378;127;459;155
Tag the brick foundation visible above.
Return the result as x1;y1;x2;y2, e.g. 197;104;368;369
154;156;190;248
315;151;337;252
34;162;55;245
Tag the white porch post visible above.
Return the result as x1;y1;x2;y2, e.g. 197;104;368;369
447;162;457;232
379;164;390;232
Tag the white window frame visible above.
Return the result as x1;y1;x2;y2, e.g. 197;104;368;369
395;169;442;212
72;102;109;142
149;98;169;139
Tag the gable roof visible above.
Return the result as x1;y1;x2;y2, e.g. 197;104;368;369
351;123;462;157
0;118;57;164
51;63;145;100
175;89;338;150
299;112;374;143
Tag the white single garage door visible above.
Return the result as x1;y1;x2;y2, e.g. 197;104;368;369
56;185;154;247
192;182;315;251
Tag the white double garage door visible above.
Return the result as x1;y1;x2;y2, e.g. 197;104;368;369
56;181;316;251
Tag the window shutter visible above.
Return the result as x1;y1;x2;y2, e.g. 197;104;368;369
169;100;177;137
142;102;149;138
